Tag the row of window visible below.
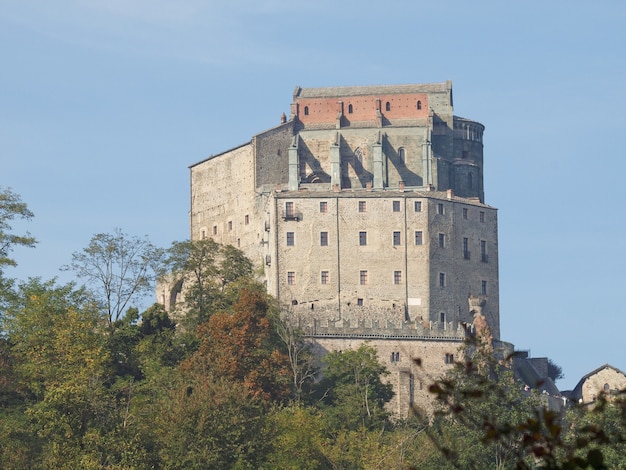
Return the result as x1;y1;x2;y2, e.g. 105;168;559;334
286;270;488;293
288;200;486;221
390;352;455;364
286;230;489;255
302;100;423;117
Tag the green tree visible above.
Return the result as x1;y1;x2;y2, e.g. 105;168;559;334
317;344;394;433
64;228;164;326
163;239;254;327
0;187;36;276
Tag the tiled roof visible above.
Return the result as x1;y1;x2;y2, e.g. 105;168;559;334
294;82;451;99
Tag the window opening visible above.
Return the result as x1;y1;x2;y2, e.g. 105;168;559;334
320;231;328;246
393;231;401;246
393;200;400;212
286;232;295;246
415;231;423;245
360;270;368;285
358;201;366;212
359;231;367;246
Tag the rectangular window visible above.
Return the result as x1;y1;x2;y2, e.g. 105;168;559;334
228;221;233;231
320;231;328;246
286;232;295;246
359;231;367;246
320;201;328;213
213;225;217;235
393;231;401;246
438;233;445;248
481;240;488;262
480;211;485;222
286;202;294;217
358;201;366;212
287;271;295;285
245;214;249;225
394;270;402;285
463;237;470;259
201;230;206;239
393;201;400;212
357;298;364;306
321;271;329;285
481;280;487;295
439;273;445;287
415;231;423;245
438;203;444;215
462;208;468;219
440;312;446;323
360;270;368;285
414;201;422;212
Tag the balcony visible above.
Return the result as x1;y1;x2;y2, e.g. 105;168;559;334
282;211;301;221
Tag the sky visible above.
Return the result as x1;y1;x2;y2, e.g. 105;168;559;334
2;0;625;391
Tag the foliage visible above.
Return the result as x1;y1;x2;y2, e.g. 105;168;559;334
64;228;164;325
0;187;36;276
548;358;565;382
317;344;394;433
183;283;291;402
163;239;253;327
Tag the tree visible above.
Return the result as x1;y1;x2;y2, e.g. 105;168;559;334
275;313;318;404
65;228;163;326
316;344;394;433
0;187;36;276
163;239;254;327
183;283;291;402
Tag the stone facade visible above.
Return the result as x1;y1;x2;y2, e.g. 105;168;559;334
572;365;626;405
171;81;499;415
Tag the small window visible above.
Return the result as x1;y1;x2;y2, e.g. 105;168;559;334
462;150;469;159
462;208;468;219
286;232;295;246
393;201;400;212
414;201;422;212
321;271;329;285
213;225;217;235
417;100;422;110
415;231;423;245
320;231;328;246
287;272;296;285
354;147;363;165
359;231;367;246
393;231;401;246
245;214;249;225
481;280;487;295
439;273;445;287
391;352;400;362
480;211;485;222
440;312;446;323
320;201;328;213
304;106;309;116
398;147;405;163
358;201;366;212
438;203;445;215
445;353;454;364
348;104;353;114
357;298;364;306
468;173;473;190
201;230;206;239
385;101;391;111
394;271;402;285
237;238;240;247
481;240;488;262
438;233;445;248
463;237;470;259
360;270;368;285
228;221;233;231
286;202;294;217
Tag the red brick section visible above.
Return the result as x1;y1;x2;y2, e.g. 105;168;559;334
295;93;429;125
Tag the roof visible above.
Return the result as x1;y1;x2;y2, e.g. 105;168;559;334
572;364;626;395
293;81;452;100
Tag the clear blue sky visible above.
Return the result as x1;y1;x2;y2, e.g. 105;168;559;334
2;1;625;390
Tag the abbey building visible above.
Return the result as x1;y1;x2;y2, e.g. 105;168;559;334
166;81;501;414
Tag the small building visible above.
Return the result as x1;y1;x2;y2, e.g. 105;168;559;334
569;364;626;405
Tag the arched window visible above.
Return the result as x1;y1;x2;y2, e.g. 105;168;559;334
348;104;353;114
398;147;405;163
304;106;309;116
354;147;363;165
417;100;422;110
385;101;391;111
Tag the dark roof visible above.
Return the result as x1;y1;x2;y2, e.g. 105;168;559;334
294;82;451;99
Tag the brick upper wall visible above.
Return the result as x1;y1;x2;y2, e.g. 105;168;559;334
294;93;429;125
